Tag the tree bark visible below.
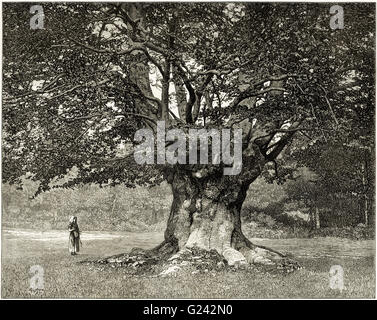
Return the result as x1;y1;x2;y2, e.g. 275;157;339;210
151;120;291;266
314;207;320;229
361;162;369;226
159;165;287;266
364;197;369;227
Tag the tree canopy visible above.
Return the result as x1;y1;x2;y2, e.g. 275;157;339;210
2;2;375;196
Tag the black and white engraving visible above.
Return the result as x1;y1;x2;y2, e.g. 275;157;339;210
1;2;375;299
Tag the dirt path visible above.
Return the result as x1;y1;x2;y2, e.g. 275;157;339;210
2;228;375;260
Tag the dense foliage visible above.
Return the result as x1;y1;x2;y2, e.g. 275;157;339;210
2;3;375;227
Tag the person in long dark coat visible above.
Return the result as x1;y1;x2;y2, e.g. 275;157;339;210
68;216;80;255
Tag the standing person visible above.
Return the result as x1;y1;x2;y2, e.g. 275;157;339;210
68;216;81;255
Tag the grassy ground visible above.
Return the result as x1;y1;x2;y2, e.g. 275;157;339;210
1;229;375;299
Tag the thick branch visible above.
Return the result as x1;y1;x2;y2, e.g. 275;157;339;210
230;87;287;108
173;67;187;121
192;73;215;122
265;121;303;161
48;79;110;100
174;63;196;123
67;37;165;76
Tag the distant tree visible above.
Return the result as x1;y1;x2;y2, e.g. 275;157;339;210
294;142;374;227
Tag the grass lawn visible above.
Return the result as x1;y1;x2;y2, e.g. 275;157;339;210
1;229;375;299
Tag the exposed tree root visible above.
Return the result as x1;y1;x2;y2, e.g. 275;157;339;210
83;235;301;276
232;230;301;271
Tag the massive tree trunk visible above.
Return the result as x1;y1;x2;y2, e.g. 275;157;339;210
152;124;290;266
164;170;254;264
156;165;287;266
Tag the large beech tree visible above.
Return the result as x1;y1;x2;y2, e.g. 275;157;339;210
2;3;374;265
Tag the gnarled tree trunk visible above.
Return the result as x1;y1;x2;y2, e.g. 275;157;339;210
159;166;286;266
151;123;290;266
